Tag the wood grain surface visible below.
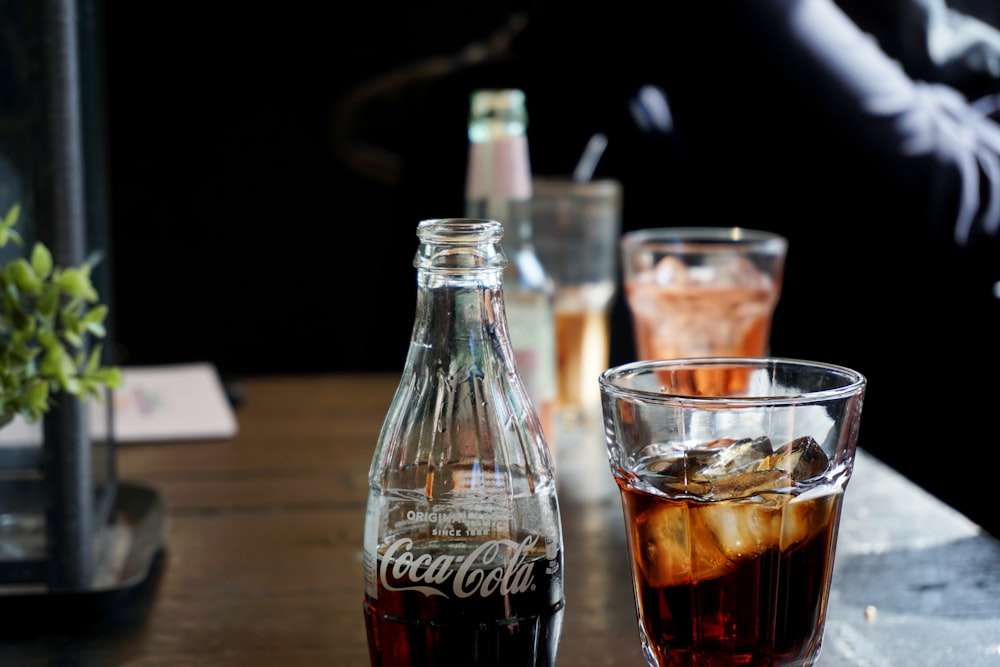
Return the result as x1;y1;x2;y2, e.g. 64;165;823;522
0;373;996;666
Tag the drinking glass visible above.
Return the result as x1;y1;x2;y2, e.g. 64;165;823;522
599;357;866;666
620;227;787;361
533;177;622;421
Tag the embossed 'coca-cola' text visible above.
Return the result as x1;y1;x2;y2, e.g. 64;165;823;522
379;536;541;599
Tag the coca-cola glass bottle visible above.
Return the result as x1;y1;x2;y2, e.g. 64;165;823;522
363;218;565;667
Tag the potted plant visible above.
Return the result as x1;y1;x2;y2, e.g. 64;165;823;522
0;203;122;428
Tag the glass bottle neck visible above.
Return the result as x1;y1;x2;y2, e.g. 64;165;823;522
465;135;532;203
408;219;515;370
465;131;535;251
413;270;505;347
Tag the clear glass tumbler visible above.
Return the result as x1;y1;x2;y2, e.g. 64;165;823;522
599;357;866;667
620;227;787;361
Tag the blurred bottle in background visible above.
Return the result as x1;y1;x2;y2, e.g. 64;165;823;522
465;88;557;440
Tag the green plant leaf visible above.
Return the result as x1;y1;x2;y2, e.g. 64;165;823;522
18;379;49;419
36;284;59;320
63;329;83;349
84;344;102;375
55;267;98;302
0;205;120;424
82;305;108;337
98;366;122;389
0;204;23;249
30;242;53;279
9;258;42;294
3;203;19;227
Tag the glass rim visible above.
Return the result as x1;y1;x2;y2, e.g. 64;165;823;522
598;356;866;406
620;226;787;252
532;176;623;197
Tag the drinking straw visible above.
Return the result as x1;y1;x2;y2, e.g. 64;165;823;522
572;133;608;183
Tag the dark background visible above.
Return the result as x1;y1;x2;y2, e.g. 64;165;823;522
101;2;1000;535
103;2;539;376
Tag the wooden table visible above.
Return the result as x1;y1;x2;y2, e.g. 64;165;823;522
1;373;998;665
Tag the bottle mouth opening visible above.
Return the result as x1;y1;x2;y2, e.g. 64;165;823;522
414;218;507;272
417;218;503;242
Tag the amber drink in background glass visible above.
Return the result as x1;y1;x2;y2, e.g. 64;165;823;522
599;357;866;667
533;177;622;422
620;227;787;368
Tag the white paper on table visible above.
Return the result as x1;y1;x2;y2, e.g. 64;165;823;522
0;362;238;446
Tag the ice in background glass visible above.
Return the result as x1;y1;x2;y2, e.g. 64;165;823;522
620;227;787;361
533;177;622;420
599;357;866;667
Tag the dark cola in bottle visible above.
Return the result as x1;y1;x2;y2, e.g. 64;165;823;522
363;219;565;667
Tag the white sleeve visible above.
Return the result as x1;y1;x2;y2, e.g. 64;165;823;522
760;0;1000;244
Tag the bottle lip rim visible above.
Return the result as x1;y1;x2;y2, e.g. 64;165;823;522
417;218;504;240
415;219;507;272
